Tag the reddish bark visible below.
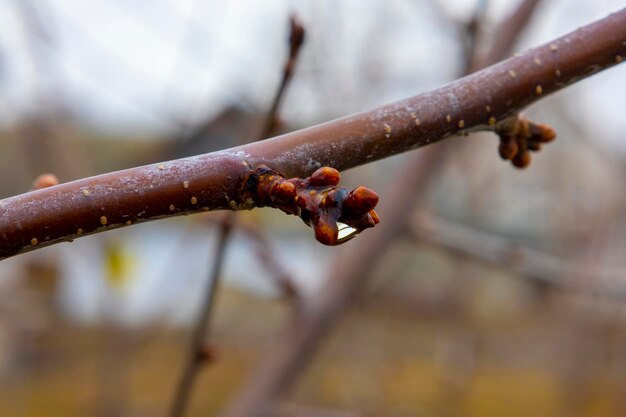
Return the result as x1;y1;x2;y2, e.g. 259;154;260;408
1;8;625;260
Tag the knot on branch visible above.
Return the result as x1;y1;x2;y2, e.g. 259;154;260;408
244;165;380;246
496;114;556;169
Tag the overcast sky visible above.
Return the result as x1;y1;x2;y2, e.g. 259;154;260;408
0;0;624;149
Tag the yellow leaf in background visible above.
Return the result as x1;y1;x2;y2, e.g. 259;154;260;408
104;240;135;291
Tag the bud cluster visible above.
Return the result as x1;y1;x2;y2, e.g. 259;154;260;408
245;165;380;245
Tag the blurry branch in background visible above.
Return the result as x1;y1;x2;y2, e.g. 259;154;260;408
261;16;306;138
468;0;543;72
167;215;232;417
30;173;60;190
0;8;625;259
166;16;306;417
409;214;626;299
217;1;549;416
236;219;298;297
273;402;373;417
462;0;489;67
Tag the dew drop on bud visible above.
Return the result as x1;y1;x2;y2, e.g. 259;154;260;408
336;222;359;244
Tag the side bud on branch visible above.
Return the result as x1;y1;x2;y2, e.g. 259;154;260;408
496;114;556;168
244;165;379;246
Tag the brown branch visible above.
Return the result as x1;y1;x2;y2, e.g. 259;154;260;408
260;16;306;138
463;0;489;71
216;146;448;417
410;215;626;298
165;15;306;417
166;217;231;417
216;2;552;416
1;8;625;260
469;0;543;72
237;220;299;298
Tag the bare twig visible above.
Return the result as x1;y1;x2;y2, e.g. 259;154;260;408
469;0;543;72
165;16;306;417
1;9;625;260
166;216;231;417
237;220;298;298
261;16;306;138
409;215;626;298
463;0;489;69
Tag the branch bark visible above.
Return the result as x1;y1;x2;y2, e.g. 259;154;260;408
1;8;625;260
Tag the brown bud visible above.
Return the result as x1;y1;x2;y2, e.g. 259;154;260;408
314;217;338;245
531;123;556;143
343;186;379;217
309;167;341;187
289;15;306;56
32;173;59;190
249;164;380;246
196;343;217;364
512;150;531;168
498;138;518;160
273;181;296;202
527;141;542;152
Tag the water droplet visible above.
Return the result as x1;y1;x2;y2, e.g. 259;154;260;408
336;222;359;244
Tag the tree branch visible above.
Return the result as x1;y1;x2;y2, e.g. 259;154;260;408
1;8;625;260
165;16;306;417
213;2;568;416
409;215;626;298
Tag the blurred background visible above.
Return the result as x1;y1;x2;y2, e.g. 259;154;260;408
1;0;626;416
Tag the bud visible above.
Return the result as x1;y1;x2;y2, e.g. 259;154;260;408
498;138;518;160
309;166;341;187
32;173;59;190
273;181;296;202
512;150;531;168
343;186;379;217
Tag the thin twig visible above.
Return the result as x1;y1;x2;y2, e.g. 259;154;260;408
409;215;626;298
463;0;489;69
1;8;625;259
237;219;299;298
165;15;306;417
261;16;306;139
166;216;232;417
469;0;543;72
